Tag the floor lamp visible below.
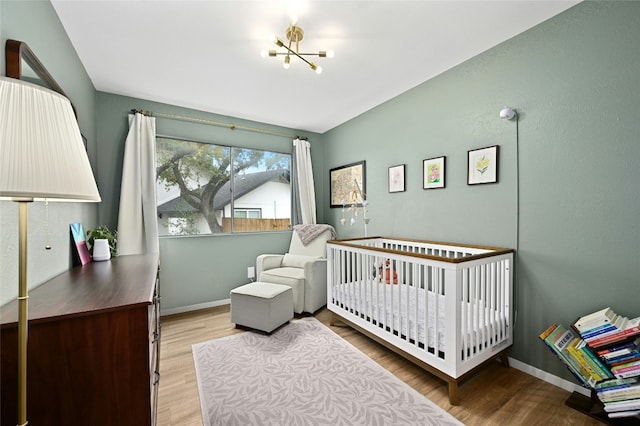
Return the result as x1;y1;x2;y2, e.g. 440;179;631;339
0;77;101;426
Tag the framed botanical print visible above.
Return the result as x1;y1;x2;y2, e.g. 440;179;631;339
388;164;405;193
467;145;498;185
423;156;445;189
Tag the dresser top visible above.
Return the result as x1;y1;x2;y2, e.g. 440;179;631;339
1;254;159;327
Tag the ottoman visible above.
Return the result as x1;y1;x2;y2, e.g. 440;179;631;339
230;282;293;334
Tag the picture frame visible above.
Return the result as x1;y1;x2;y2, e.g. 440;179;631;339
388;164;406;193
467;145;499;185
330;160;366;208
423;156;445;189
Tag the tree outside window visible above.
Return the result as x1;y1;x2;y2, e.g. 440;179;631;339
156;137;291;236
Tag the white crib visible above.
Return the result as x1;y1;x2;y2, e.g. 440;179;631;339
326;237;514;405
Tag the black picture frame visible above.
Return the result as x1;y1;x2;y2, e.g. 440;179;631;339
329;161;366;208
388;164;405;193
467;145;499;185
423;156;446;189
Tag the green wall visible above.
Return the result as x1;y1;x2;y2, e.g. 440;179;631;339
0;0;99;305
321;1;640;381
96;92;324;310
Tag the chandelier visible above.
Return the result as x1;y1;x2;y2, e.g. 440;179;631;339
261;23;333;74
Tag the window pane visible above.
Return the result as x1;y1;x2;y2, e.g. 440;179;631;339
230;148;291;233
156;137;291;236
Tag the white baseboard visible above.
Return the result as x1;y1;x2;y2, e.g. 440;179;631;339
161;298;230;317
508;357;590;397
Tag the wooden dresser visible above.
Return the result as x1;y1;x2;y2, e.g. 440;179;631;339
0;254;160;426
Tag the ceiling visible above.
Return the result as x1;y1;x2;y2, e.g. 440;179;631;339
50;0;580;134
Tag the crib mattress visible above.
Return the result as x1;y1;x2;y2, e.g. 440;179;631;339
332;280;508;353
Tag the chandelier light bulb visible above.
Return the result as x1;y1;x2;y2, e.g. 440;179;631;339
283;55;291;69
260;49;268;58
326;50;335;59
315;65;323;74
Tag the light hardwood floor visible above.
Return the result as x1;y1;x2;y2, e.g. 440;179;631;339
156;305;601;425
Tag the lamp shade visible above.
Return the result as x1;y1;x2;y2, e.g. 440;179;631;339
0;76;101;202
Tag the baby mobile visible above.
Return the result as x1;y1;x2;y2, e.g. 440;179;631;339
340;178;370;237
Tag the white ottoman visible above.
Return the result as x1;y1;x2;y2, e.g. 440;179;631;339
230;282;293;334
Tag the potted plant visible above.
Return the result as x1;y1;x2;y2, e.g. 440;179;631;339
86;225;117;260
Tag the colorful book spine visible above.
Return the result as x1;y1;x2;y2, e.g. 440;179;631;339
612;360;640;374
601;347;637;360
581;323;618;339
578;341;614;379
613;368;640;379
567;339;605;383
539;324;589;387
597;339;640;357
608;353;640;367
589;326;640;348
596;377;639;390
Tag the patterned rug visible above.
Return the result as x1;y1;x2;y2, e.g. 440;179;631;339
192;317;463;426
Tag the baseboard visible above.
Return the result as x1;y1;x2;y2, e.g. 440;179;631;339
508;357;590;397
161;298;230;316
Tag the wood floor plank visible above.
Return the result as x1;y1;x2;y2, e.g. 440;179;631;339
157;305;602;426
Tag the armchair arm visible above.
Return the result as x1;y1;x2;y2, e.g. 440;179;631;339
303;258;328;313
256;254;284;279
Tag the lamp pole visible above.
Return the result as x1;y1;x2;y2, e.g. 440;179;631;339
17;199;31;426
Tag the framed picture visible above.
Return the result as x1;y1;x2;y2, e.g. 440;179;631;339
388;164;405;193
423;156;445;189
330;161;366;208
467;145;499;185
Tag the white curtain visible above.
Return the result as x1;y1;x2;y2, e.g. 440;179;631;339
292;138;317;225
117;113;159;255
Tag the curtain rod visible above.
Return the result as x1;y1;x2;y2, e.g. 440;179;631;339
130;109;307;140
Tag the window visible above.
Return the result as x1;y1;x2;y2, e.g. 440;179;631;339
156;136;291;236
234;209;262;219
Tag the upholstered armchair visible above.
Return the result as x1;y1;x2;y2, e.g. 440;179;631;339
256;226;334;314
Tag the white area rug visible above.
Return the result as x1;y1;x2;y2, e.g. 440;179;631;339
193;317;463;426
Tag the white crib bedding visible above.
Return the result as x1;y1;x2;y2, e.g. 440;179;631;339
332;281;508;353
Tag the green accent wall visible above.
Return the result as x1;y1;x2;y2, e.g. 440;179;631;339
321;1;640;380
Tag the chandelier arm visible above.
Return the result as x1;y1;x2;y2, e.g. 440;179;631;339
275;40;318;68
269;52;323;57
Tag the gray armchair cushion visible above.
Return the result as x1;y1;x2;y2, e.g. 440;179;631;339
281;254;320;268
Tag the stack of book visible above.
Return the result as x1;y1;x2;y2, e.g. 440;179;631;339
595;378;640;418
574;307;640;350
573;308;640;419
